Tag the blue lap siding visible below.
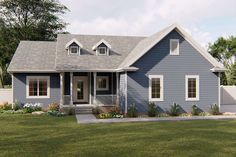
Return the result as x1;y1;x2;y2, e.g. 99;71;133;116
126;30;219;113
13;73;60;108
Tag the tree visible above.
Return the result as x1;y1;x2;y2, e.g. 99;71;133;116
227;63;236;85
0;0;68;87
208;36;236;85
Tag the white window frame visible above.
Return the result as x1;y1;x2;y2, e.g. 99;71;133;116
96;76;109;91
26;76;50;99
170;39;179;55
149;75;164;101
69;46;80;55
97;47;107;56
185;75;199;101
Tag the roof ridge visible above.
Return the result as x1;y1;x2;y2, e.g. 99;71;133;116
57;33;146;38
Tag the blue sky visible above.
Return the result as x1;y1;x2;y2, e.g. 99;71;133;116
60;0;236;48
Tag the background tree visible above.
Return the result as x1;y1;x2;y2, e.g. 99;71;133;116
0;0;68;88
208;36;236;85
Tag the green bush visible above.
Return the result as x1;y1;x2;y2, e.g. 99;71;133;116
148;102;157;117
48;102;60;111
109;106;120;117
191;104;199;116
169;103;180;116
1;109;27;114
0;103;12;110
48;110;66;117
210;104;220;115
23;103;42;113
92;106;100;115
199;112;211;116
127;104;138;117
12;102;21;111
98;113;112;119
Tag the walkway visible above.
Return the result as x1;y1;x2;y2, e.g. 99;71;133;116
76;114;236;124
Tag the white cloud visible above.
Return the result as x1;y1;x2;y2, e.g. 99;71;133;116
60;0;236;46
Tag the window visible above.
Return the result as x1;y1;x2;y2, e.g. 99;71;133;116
96;76;109;91
149;75;163;101
185;75;199;101
27;76;50;98
69;46;79;54
97;47;107;55
170;39;179;55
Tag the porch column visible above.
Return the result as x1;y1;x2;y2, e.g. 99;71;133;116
70;72;73;105
93;72;97;104
60;72;64;106
116;72;119;105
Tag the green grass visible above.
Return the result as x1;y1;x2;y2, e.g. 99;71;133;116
1;114;236;157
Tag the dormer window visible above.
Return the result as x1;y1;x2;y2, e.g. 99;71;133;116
98;47;107;55
170;39;179;55
70;46;79;54
65;38;83;55
92;39;111;56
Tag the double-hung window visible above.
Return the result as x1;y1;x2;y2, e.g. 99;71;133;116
185;75;199;101
27;76;50;98
97;47;107;55
149;75;164;101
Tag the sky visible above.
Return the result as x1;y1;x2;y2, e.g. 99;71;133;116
60;0;236;48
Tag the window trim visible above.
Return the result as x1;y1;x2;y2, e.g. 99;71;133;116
170;39;179;55
26;76;50;99
149;75;164;101
185;75;199;101
97;47;108;56
69;46;80;55
96;76;109;91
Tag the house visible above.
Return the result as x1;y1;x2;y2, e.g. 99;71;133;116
7;24;225;114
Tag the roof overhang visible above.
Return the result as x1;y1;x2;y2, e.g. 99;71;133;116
92;39;111;50
210;67;226;72
65;38;83;48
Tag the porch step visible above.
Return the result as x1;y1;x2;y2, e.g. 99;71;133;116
75;105;93;114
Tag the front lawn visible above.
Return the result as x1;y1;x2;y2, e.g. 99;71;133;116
1;114;236;157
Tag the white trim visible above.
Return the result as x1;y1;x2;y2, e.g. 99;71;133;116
92;39;111;50
218;72;221;111
60;73;64;105
93;72;97;104
185;75;199;101
96;76;109;91
26;76;50;99
96;47;108;56
89;72;92;104
116;72;119;105
70;72;73;105
170;39;179;55
148;75;164;101
68;46;80;55
65;38;83;48
120;23;224;69
125;71;128;114
11;74;14;106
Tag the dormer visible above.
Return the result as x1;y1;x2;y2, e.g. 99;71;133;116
65;38;83;55
92;39;111;56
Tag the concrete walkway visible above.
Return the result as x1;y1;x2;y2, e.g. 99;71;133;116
76;114;236;124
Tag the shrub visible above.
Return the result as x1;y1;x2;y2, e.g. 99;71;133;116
191;104;199;116
98;113;112;119
12;101;22;111
169;103;180;116
127;104;138;117
148;102;157;117
1;109;27;114
109;106;120;117
92;106;100;115
23;103;42;113
210;104;220;115
157;113;170;117
179;113;192;117
48;110;66;117
48;102;60;111
199;112;211;116
0;102;12;110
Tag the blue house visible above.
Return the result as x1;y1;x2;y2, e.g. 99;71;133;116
8;24;225;114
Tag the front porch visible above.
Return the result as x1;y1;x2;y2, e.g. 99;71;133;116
59;72;119;107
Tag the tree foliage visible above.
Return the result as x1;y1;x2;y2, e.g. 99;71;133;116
0;0;68;87
208;36;236;85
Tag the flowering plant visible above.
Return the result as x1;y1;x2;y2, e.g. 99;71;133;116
23;103;42;113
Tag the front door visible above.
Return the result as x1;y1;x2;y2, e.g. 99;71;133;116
73;76;88;103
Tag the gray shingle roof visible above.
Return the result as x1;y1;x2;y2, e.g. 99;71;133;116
55;34;144;71
8;41;56;72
